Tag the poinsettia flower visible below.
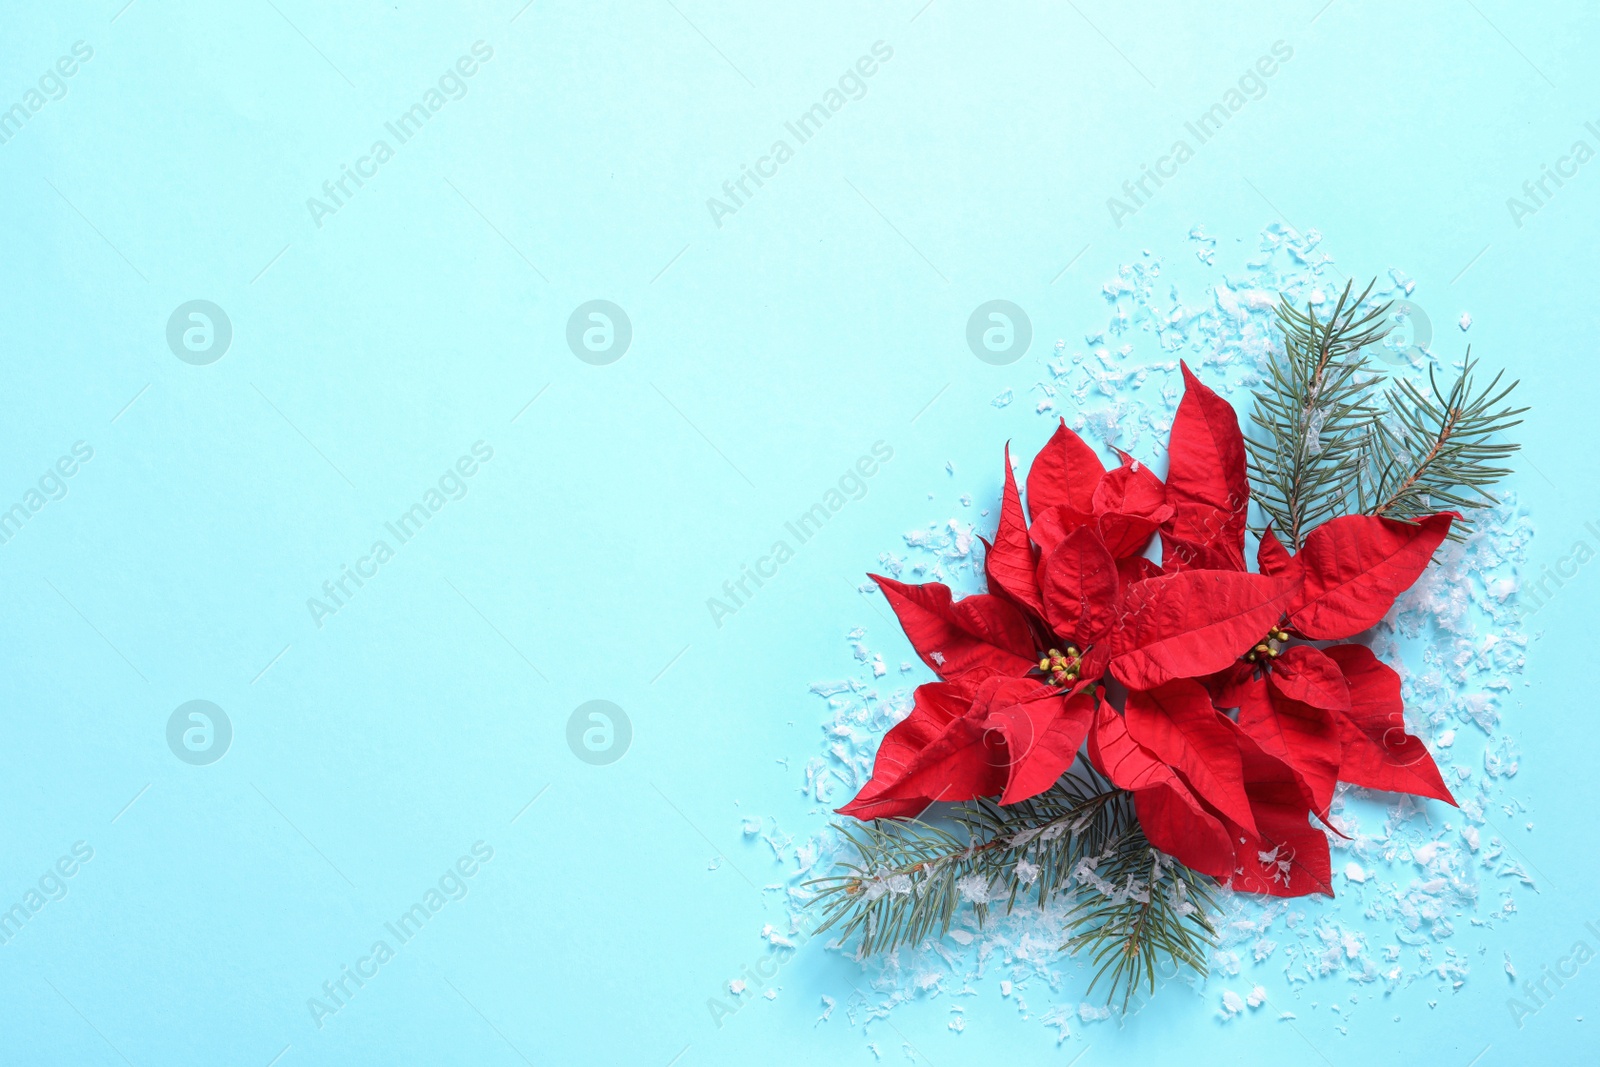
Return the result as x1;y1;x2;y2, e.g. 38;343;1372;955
837;677;1096;818
1212;635;1455;819
1155;364;1457;823
857;408;1312;825
1210;624;1435;810
1216;518;1456;821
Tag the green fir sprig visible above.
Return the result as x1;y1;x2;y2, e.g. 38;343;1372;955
805;770;1217;1008
1063;829;1217;1010
1247;279;1525;545
1246;280;1391;549
1359;355;1526;533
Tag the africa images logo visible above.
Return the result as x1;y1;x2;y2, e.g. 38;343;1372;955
166;301;232;365
166;701;232;766
566;701;632;766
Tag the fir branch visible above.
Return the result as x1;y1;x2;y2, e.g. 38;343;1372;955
804;770;1217;1009
804;817;975;956
954;779;1125;913
804;772;1122;954
1247;280;1393;549
1063;828;1217;1010
1360;354;1525;535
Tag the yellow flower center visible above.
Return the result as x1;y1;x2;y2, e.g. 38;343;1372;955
1244;627;1291;663
1038;646;1082;687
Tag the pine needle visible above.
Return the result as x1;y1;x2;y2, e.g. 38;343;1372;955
1250;281;1525;544
804;770;1217;1009
1247;279;1391;549
1360;354;1526;536
1062;828;1217;1011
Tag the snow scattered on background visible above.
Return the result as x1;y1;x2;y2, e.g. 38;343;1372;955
741;224;1536;1045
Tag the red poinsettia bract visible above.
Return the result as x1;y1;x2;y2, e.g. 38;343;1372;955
840;362;1456;899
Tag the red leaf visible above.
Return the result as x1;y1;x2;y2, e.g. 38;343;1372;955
1109;571;1298;690
1236;676;1341;818
1080;643;1113;684
1098;512;1162;561
1223;720;1334;897
1026;419;1105;521
1268;645;1351;712
1167;362;1249;513
1093;460;1173;521
1087;700;1234;878
1117;555;1164;587
1124;680;1257;835
982;683;1096;804
1132;788;1236;881
1163;362;1249;568
1203;659;1258;709
1323;644;1456;805
1256;525;1296;577
1028;503;1097;555
1289;513;1455;639
837;682;1006;819
1037;526;1120;644
1085;697;1170;792
872;576;1038;681
1160;513;1247;572
985;445;1044;616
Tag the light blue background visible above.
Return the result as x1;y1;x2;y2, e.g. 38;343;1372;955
1;1;1596;1064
